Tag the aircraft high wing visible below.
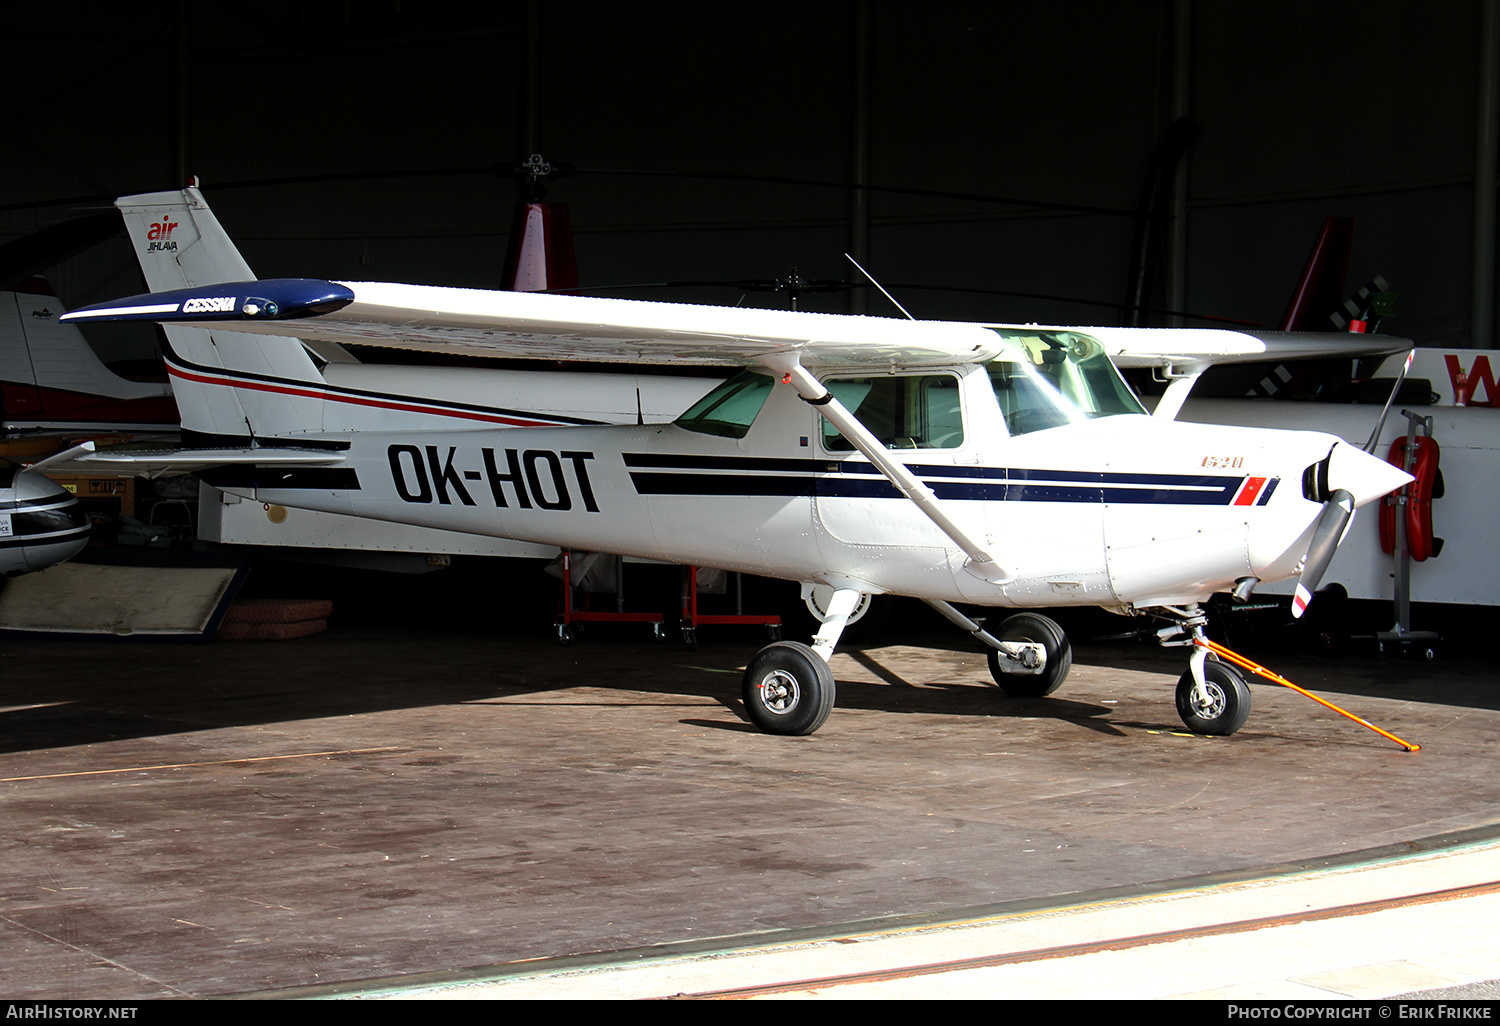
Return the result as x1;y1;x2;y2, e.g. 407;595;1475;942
60;275;1404;372
60;234;1414;740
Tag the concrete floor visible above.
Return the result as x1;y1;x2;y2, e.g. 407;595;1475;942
342;836;1500;1000
1;599;1495;999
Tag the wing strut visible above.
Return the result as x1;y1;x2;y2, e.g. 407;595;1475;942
765;360;1014;585
1151;366;1204;421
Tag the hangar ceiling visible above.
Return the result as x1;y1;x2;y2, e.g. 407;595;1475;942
3;1;1495;362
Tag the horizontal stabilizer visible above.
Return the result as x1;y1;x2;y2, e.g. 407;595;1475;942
51;447;346;476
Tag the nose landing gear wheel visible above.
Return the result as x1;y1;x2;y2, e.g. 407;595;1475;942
741;641;835;736
1175;662;1251;735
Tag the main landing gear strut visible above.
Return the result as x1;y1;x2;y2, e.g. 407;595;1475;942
739;594;1253;738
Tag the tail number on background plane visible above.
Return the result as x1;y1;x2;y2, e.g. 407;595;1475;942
387;445;600;512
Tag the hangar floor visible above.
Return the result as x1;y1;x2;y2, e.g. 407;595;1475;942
1;584;1496;999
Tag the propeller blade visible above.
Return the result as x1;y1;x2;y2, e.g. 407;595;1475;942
1291;488;1355;619
1363;349;1416;453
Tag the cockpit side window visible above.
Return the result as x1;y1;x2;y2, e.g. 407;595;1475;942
821;374;964;450
674;371;776;438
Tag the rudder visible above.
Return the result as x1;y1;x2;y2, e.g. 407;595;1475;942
116;187;330;440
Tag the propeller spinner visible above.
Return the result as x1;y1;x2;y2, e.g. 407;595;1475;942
1291;441;1413;618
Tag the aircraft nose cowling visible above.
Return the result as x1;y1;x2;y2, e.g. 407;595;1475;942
1306;442;1413;509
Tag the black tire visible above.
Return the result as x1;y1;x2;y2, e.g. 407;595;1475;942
741;641;836;736
1175;661;1252;735
988;613;1072;697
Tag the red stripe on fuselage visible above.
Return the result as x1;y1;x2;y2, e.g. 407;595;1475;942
1232;477;1267;506
166;364;564;428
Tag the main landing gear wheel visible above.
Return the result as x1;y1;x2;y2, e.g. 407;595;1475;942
988;613;1072;697
741;641;835;736
1175;661;1251;736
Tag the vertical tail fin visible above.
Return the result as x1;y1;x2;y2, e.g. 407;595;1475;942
4;277;166;400
1278;216;1354;331
0;277;175;429
501;202;579;292
115;187;330;440
116;186;256;291
1232;216;1358;401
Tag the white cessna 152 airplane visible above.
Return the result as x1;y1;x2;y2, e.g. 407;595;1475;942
60;195;1414;739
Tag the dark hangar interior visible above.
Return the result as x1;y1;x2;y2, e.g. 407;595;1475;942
4;1;1494;359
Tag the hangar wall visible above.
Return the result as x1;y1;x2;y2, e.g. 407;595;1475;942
2;1;1493;361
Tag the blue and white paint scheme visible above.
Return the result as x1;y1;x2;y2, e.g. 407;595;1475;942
58;278;355;326
54;187;1415;739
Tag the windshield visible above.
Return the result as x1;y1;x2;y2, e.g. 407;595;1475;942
986;329;1145;436
674;370;775;438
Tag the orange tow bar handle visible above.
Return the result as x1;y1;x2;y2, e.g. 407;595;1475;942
1194;639;1420;752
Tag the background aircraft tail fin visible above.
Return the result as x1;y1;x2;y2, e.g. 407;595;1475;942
1278;216;1354;332
3;277;167;400
115;187;333;440
0;277;175;428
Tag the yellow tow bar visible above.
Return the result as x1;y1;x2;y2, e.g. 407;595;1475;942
1194;637;1420;752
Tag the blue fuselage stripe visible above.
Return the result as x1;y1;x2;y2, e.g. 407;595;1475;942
623;455;1268;506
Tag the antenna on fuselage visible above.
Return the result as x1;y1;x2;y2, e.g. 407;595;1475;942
844;252;916;320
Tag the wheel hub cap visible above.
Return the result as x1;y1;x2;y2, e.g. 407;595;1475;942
760;669;801;713
1192;682;1226;717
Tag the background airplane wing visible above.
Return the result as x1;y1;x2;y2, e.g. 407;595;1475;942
1086;326;1411;369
